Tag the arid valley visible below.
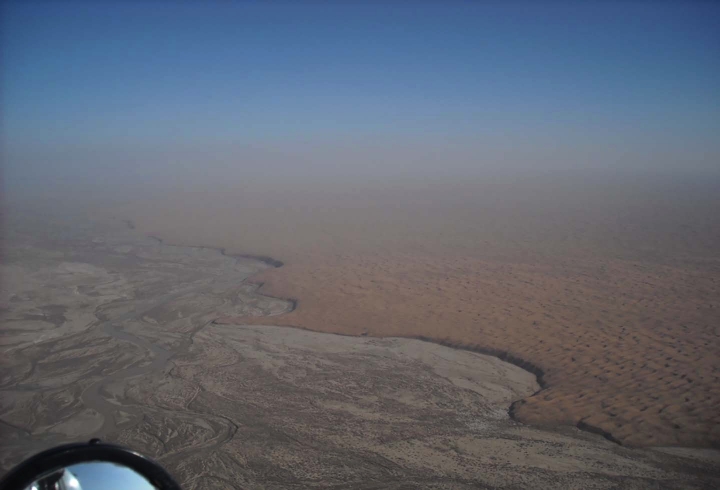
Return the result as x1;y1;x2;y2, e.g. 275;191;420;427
2;173;719;488
4;2;720;488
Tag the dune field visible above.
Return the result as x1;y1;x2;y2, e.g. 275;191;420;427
5;203;719;488
122;172;720;448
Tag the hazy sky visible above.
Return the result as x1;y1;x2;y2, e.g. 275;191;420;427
2;2;719;193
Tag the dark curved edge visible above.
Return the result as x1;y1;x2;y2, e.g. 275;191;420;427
240;281;298;313
576;420;623;445
146;235;284;268
0;441;181;490
236;254;284;268
415;341;622;446
138;226;623;446
406;337;600;442
411;336;547;388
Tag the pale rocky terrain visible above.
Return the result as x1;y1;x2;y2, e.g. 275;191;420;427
2;202;719;488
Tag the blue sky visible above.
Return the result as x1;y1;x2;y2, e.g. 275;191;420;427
2;2;719;189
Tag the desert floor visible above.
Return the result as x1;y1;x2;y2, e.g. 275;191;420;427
118;173;720;448
1;200;719;489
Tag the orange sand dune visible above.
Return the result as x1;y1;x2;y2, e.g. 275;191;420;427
123;174;720;448
221;254;719;447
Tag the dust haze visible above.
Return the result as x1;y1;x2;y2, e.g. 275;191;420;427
4;113;720;488
2;2;720;488
2;172;720;487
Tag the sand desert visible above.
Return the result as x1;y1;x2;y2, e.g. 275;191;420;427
121;174;720;449
4;2;719;488
1;201;719;489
